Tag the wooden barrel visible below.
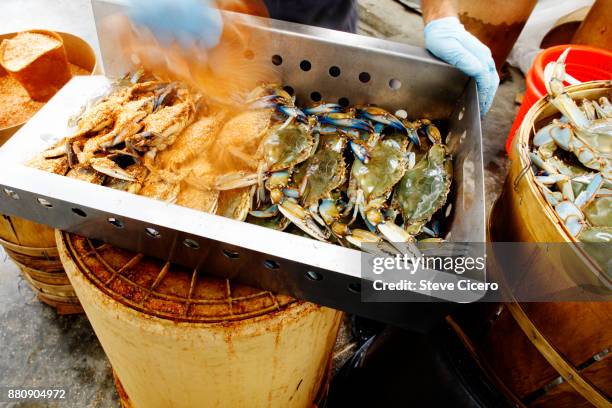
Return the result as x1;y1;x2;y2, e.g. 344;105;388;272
0;216;82;314
56;231;343;408
451;81;611;407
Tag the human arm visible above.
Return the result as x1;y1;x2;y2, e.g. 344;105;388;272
421;0;499;116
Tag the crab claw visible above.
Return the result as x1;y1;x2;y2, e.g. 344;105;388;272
303;103;343;116
278;105;308;124
318;198;351;236
249;204;279;218
574;173;603;209
350;141;371;163
555;200;585;237
345;229;399;255
278;199;329;241
377;222;421;255
544;47;570;97
90;157;136;182
418;119;441;145
356;106;406;132
319;114;374;134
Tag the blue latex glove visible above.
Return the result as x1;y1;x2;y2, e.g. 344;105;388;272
128;0;223;50
424;17;499;116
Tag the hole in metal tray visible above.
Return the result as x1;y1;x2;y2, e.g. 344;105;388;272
388;78;402;90
271;54;283;66
395;109;408;119
72;208;87;217
264;259;279;269
329;66;341;77
37;198;53;208
183;238;200;250
300;60;312;71
338;97;350;108
348;282;361;294
108;218;124;229
359;72;371;83
3;188;19;200
223;249;240;259
145;227;161;239
283;85;295;96
310;91;322;102
305;271;323;281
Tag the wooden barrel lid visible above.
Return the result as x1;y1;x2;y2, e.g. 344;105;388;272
60;233;297;323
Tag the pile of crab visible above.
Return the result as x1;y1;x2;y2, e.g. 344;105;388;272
30;70;454;253
530;49;611;243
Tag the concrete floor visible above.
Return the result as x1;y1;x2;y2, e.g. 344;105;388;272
0;0;521;406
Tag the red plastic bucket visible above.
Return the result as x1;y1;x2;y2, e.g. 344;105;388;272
505;45;612;153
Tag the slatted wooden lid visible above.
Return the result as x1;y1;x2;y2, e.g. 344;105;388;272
61;233;297;323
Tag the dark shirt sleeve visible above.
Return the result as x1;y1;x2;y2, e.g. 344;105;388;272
263;0;358;33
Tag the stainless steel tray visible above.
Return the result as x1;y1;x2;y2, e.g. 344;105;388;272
0;1;485;329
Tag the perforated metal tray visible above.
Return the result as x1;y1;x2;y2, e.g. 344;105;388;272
0;1;484;329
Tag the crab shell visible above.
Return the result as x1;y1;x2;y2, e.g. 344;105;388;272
292;134;347;207
349;133;409;205
216;187;253;222
584;196;611;227
392;143;452;225
260;122;317;173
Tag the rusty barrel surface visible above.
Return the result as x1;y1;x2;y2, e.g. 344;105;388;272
56;232;343;408
0;216;81;313
453;81;612;407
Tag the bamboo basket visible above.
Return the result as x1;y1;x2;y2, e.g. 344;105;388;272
0;30;97;313
56;231;343;408
0;216;82;314
0;30;72;102
452;81;612;407
0;30;99;145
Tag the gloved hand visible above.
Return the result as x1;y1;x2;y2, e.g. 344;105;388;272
424;17;499;116
128;0;223;50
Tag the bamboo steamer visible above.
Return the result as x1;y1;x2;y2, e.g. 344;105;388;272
0;30;99;144
0;31;97;313
0;30;72;102
56;231;343;408
0;216;82;314
452;81;612;407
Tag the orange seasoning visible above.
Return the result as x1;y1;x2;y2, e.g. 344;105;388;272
0;30;72;101
0;63;86;129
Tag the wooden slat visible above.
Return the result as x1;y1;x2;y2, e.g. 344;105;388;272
507;302;611;407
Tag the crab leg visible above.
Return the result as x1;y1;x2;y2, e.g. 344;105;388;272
249;205;279;218
215;171;259;190
303;103;343;115
356;106;406;132
277;199;329;241
345;229;400;256
544;48;612;154
319;113;374;134
90;157;136;182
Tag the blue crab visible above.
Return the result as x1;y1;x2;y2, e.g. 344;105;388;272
343;132;416;249
544;49;612;160
216;119;319;209
246;84;307;126
272;133;350;242
392;143;453;236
